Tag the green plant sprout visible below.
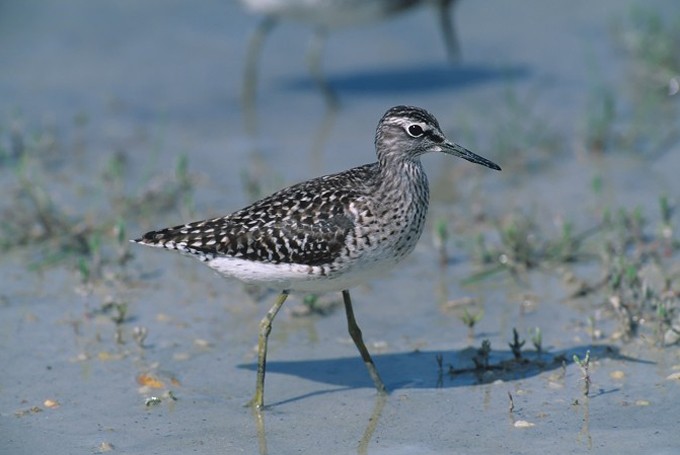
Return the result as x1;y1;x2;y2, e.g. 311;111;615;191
460;307;484;339
509;328;525;360
530;327;543;354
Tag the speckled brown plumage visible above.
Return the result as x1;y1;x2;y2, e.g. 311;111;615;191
138;164;374;267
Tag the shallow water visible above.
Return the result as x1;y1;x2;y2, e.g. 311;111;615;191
1;0;679;454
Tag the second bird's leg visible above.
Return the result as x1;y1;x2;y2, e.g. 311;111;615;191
307;26;339;109
435;0;461;62
342;290;387;394
242;15;278;135
250;290;289;409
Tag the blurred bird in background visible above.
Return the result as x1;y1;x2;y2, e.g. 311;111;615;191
240;0;462;129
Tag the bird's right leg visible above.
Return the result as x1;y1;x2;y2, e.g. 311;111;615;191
342;290;387;395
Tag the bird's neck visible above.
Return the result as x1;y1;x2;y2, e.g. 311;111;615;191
377;157;429;206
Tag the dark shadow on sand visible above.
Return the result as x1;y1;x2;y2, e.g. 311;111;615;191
239;344;650;397
281;63;529;95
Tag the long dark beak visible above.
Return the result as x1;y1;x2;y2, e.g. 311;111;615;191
441;141;501;171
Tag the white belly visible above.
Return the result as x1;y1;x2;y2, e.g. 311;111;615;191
207;254;404;292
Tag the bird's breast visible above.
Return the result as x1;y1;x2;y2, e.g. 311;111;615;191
338;168;430;272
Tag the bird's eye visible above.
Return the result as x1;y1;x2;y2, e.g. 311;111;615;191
407;124;424;137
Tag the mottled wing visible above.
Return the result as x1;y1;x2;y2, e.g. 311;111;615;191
135;164;377;266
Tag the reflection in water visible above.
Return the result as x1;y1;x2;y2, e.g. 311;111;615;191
357;393;387;455
507;390;516;427
252;406;268;455
576;396;592;450
482;384;492;410
251;391;387;455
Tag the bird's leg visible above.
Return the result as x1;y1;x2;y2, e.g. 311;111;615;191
307;26;339;109
243;15;278;135
249;290;289;409
342;290;387;394
436;0;461;62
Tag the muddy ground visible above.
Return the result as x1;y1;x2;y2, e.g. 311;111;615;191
1;1;679;454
